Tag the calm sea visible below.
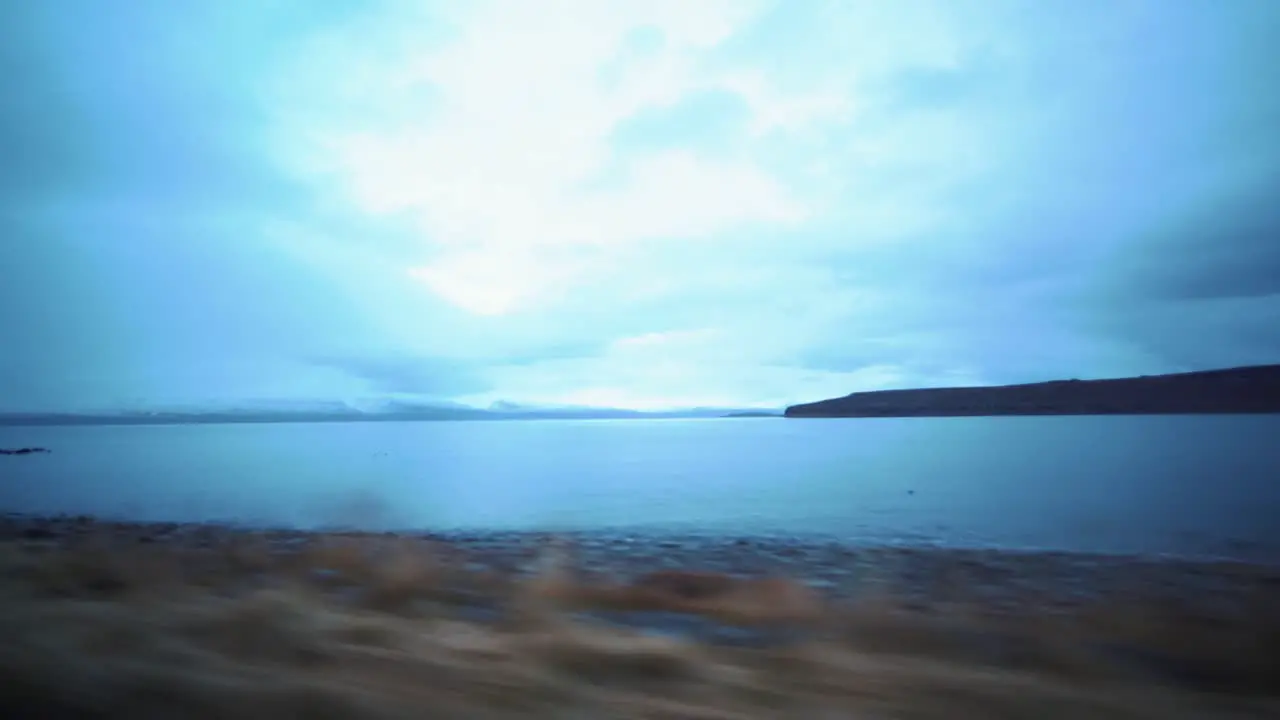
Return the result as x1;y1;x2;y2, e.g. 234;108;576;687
1;416;1278;560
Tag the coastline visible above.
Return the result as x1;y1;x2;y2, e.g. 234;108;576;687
2;513;1278;717
4;513;1274;615
785;364;1280;418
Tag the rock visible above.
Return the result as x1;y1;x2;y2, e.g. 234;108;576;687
0;447;52;456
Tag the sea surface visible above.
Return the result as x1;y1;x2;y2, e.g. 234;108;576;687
2;415;1278;561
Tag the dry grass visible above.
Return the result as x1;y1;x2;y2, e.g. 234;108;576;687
0;529;1277;719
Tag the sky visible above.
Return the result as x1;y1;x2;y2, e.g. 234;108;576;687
2;0;1279;413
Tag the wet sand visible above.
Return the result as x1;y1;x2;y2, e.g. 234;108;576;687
2;513;1278;718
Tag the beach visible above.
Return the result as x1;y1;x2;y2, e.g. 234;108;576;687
2;513;1278;718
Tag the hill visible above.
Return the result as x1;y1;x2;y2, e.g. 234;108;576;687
784;364;1280;418
0;403;759;427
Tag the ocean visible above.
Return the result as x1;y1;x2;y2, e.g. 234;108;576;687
2;415;1278;560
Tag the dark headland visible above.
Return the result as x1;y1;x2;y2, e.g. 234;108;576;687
785;364;1280;418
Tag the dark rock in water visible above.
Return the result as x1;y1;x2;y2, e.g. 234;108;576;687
0;447;51;456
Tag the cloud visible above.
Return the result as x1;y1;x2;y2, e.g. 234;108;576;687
3;0;1279;411
0;5;90;210
310;354;491;398
1077;179;1280;373
260;0;1280;401
1096;169;1280;303
279;0;837;318
469;350;909;412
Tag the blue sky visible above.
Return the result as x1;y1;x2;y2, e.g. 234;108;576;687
2;0;1279;412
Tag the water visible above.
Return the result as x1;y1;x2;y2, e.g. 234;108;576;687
2;415;1278;560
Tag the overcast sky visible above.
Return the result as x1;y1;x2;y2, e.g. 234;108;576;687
2;0;1278;412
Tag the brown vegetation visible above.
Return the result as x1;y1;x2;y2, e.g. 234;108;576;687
1;527;1278;719
514;541;824;626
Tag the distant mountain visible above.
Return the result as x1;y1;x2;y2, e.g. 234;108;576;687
0;400;765;426
785;364;1280;418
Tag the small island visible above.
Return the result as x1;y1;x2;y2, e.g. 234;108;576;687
785;364;1280;418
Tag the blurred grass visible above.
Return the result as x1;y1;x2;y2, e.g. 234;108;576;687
0;525;1277;719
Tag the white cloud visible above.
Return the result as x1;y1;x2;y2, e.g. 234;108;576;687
260;0;1038;406
8;0;1276;414
716;69;854;137
450;311;921;409
254;0;1269;409
463;354;910;411
282;0;858;318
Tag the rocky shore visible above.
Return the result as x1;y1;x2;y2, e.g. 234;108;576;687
3;512;1274;627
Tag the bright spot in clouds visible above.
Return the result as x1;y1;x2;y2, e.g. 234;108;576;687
2;0;1278;411
310;1;818;317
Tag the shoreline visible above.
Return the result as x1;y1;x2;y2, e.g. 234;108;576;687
785;364;1280;417
5;410;1280;429
6;510;1274;564
4;512;1274;610
3;512;1279;716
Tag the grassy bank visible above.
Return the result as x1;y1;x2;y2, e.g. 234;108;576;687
1;518;1278;718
